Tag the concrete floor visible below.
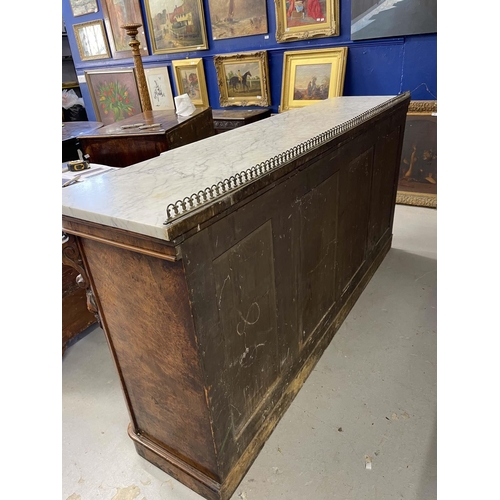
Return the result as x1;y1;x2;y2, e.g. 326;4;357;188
62;204;437;500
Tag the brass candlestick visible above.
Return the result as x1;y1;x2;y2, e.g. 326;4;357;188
121;23;152;112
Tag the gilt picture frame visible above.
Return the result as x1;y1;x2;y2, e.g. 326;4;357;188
85;68;143;125
280;47;347;112
73;20;111;61
396;101;437;208
172;58;209;107
144;0;208;55
214;51;271;107
144;66;175;110
274;0;339;42
101;0;150;59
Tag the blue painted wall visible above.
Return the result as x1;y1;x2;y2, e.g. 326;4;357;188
62;0;437;119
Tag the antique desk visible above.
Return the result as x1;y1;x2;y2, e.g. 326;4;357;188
62;121;103;162
62;93;410;500
78;107;215;168
212;109;271;134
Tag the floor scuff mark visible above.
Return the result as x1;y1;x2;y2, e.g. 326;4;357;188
111;485;141;500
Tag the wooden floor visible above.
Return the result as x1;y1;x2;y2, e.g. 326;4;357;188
62;204;437;500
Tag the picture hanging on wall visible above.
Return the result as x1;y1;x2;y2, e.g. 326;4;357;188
172;58;209;107
351;0;436;41
85;68;143;125
396;101;437;208
69;0;98;17
280;47;347;112
144;0;208;54
274;0;339;42
144;67;175;110
101;0;150;59
73;20;111;61
214;51;271;107
207;0;268;40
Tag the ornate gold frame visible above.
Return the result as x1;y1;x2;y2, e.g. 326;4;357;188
144;0;208;55
274;0;339;43
172;58;209;108
396;100;437;208
214;51;271;107
280;47;347;112
73;20;111;61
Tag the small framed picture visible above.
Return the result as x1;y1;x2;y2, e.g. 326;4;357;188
85;68;142;125
274;0;339;42
144;0;208;55
69;0;98;17
144;67;175;111
73;20;111;61
213;51;271;107
172;58;209;108
280;47;347;112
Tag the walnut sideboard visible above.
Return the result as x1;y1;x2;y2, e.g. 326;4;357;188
62;93;410;500
78;107;214;168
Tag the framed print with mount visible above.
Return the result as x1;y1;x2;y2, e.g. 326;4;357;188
144;0;208;55
280;47;347;112
85;68;143;125
73;20;111;61
213;51;271;107
101;0;149;59
172;58;209;107
144;66;175;110
69;0;98;17
274;0;339;42
396;100;437;208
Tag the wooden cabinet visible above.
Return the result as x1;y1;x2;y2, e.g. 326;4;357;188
212;109;271;134
62;93;410;499
78;107;215;167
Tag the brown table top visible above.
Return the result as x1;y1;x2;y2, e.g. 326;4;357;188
212;109;271;120
62;121;103;141
80;108;211;138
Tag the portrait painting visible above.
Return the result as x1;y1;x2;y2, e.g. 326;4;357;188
214;51;271;107
397;101;437;208
144;0;208;54
102;0;149;59
280;48;347;112
274;0;338;42
85;69;142;125
208;0;268;40
172;58;209;107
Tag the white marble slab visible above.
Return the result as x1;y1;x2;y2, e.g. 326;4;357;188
62;95;398;242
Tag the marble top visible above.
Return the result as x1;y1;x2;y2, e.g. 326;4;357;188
62;95;402;242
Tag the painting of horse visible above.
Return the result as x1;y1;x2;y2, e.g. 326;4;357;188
224;62;261;98
229;71;252;92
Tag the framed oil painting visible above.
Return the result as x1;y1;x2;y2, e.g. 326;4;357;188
73;20;111;61
69;0;98;17
172;58;209;107
85;68;143;125
280;47;347;112
214;51;271;107
144;0;208;54
144;67;175;110
274;0;339;42
208;0;268;40
101;0;149;59
397;101;437;208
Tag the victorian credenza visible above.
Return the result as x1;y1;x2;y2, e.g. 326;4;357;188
62;93;410;500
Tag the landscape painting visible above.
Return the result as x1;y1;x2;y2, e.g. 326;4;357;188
208;0;268;40
214;51;271;107
144;0;208;54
